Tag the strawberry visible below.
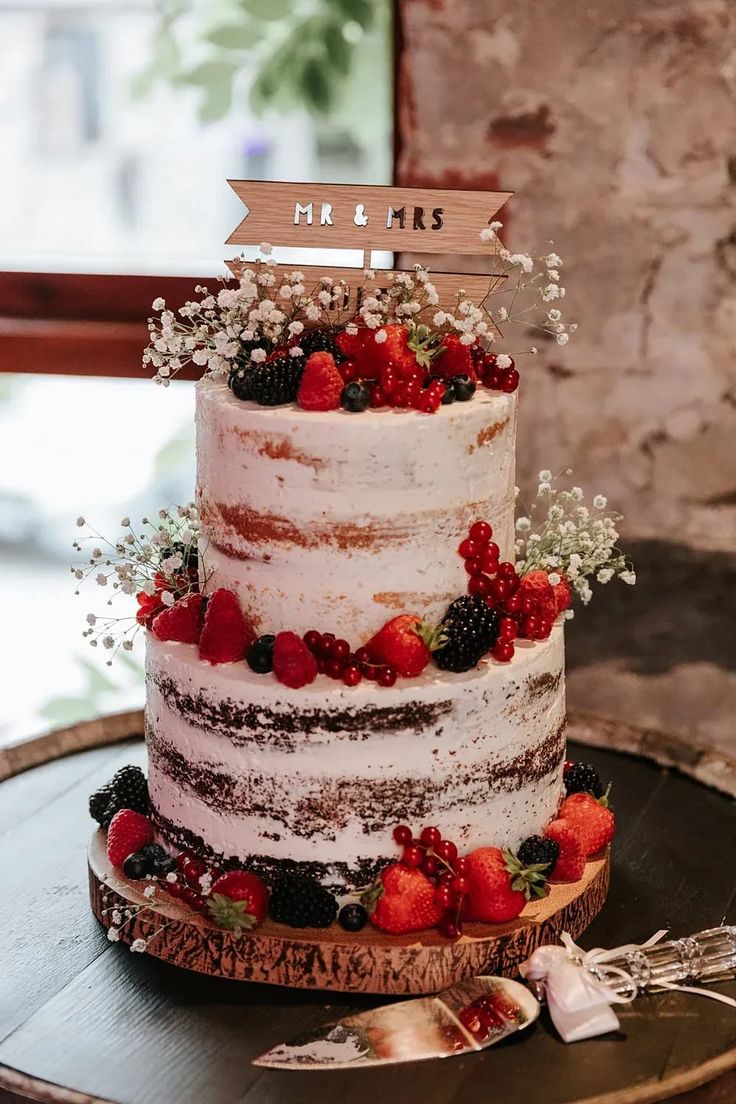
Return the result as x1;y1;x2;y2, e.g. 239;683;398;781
552;575;572;615
544;818;586;881
518;570;557;621
375;323;420;379
365;863;444;934
364;614;442;678
273;631;318;688
297;351;344;411
198;588;255;665
106;809;153;869
207;870;268;931
559;792;615;856
462;847;544;923
136;590;164;627
436;333;477;380
151;593;207;645
336;326;373;372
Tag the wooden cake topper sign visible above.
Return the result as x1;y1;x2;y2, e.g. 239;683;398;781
225;180;512;307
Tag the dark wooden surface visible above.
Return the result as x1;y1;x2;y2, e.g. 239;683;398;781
1;725;735;1104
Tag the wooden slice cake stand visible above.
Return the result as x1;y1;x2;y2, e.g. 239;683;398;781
88;830;610;995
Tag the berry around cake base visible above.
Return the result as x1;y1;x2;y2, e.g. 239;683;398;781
145;626;566;893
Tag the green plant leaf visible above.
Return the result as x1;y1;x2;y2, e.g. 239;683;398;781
240;0;291;20
39;697;98;725
182;59;238;88
327;0;374;30
206;23;264;49
300;55;333;114
323;20;352;75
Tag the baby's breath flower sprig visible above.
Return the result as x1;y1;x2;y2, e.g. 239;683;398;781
515;470;635;607
72;504;207;662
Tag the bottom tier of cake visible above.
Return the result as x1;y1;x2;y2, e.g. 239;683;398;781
145;626;566;893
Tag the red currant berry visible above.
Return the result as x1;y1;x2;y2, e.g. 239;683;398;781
421;856;439;877
492;640;515;662
434;885;454;909
402;845;424;868
484;541;500;562
485;370;503;390
438;917;462;940
329;638;350;661
499;616;517;640
340;360;360;383
480;549;500;575
520;595;537;616
563;760;575;775
325;659;344;679
176;850;195;872
435;839;458;863
505;572;520;593
437;872;454;888
489;577;511;602
504;593;522;615
497;561;516;577
536;619;553;640
316;632;335;657
521;614;540;637
453;856;469;875
464;556;483;577
342;664;362;687
182;857;207;886
303;629;322;652
393;824;413;845
165;878;183;899
458;538;478;559
316;657;328;674
355;647;371;664
469;521;493;544
180;885;206;911
377;666;397;687
420;825;441;849
468;574;492;596
500;368;520;393
451;875;469;894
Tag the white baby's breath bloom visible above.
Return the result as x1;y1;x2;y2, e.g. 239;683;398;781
95;573;107;587
152;297;165;311
620;570;636;585
515;516;531;533
250;347;267;363
161;590;175;607
593;495;607;510
259;241;273;255
496;354;512;370
538;470;552;483
144;885;156;899
289;345;303;358
107;927;120;942
130;939;147;953
547;572;561;586
557;333;569;346
374;329;387;344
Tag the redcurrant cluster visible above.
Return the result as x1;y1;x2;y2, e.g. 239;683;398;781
348;364;447;413
393;823;468;939
474;351;520;394
458;521;556;659
302;631;398;688
164;850;223;912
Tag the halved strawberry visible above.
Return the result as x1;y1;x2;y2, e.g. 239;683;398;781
151;593;207;644
364;863;444;934
198;588;255;665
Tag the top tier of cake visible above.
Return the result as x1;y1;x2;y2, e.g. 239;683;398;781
196;379;517;640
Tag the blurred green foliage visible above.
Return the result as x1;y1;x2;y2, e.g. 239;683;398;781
134;0;389;122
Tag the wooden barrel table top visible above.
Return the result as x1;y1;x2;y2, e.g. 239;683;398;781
1;709;735;1104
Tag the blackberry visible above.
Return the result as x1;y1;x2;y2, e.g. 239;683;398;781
433;595;500;673
89;783;114;826
247;634;275;674
110;765;150;815
269;875;338;928
234;355;305;406
338;903;368;932
517;835;559;874
341;382;371;412
564;762;603;798
300;327;343;360
453;374;476;402
142;843;167;864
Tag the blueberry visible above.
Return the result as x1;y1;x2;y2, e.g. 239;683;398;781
338;903;368;932
152;854;178;877
123;851;150;880
341;382;371;413
440;379;456;404
247;634;275;674
453;374;476;402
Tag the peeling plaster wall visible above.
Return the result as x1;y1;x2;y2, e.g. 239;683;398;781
397;0;736;550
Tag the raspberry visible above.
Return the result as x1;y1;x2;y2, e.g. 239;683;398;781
151;593;207;644
544;818;586;882
273;631;318;688
517;570;557;623
106;809;154;869
297;352;344;411
198;588;255;665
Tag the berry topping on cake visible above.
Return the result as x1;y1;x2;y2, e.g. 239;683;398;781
364;863;444;934
338;903;368;932
246;634;276;674
544;819;586;881
563;762;604;798
207;870;269;931
463;843;549;922
229;352;305;406
435;333;477;379
198;588;255;665
299;326;342;360
364;614;443;678
122;851;150;880
552;574;572;614
517;834;560;874
517;570;557;623
453;374;477;402
269;875;338;928
106;809;154;869
341;381;371;412
433;595;500;672
273;631;319;688
558;792;615;855
89;764;150;827
151;593;207;645
297;351;344;411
